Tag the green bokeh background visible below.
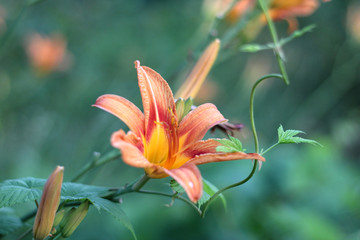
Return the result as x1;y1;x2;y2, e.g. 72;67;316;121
0;0;359;239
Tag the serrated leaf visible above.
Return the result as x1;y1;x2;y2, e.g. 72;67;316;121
0;178;136;239
277;125;321;146
0;178;109;209
170;179;185;194
229;136;244;151
91;197;137;240
0;177;45;208
216;146;238;153
0;208;23;235
197;179;226;210
216;137;245;153
60;182;109;210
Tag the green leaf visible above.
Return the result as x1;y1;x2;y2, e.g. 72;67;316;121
216;146;237;153
170;179;185;194
0;177;109;209
170;179;226;210
60;182;109;210
0;208;23;235
0;177;45;208
175;97;193;122
197;179;226;210
277;125;321;146
215;136;245;153
90;198;137;240
0;178;136;239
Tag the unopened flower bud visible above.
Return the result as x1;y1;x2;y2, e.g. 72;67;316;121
33;166;64;240
61;200;90;238
50;209;66;234
175;38;220;100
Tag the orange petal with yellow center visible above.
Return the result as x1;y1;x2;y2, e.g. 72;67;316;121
93;94;145;137
178;103;226;150
111;130;153;169
172;139;219;169
163;163;203;202
135;61;177;141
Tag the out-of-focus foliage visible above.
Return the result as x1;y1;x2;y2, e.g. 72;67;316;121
0;0;359;239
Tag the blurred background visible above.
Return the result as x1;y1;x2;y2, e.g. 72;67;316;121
0;0;359;239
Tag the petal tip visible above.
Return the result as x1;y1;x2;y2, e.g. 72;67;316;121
134;60;140;69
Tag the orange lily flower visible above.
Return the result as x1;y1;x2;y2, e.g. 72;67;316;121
94;61;264;202
265;0;320;32
226;0;256;24
26;33;69;75
227;0;329;32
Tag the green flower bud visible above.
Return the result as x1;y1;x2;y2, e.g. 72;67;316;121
61;201;90;238
33;166;64;240
50;209;66;234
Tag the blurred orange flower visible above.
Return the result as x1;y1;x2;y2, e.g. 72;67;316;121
227;0;256;23
26;33;70;75
265;0;320;32
94;60;264;202
227;0;329;32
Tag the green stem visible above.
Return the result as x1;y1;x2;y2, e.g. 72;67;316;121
71;150;121;182
137;190;201;215
200;74;283;217
131;174;150;191
261;142;279;155
258;0;289;85
250;74;283;152
200;160;258;217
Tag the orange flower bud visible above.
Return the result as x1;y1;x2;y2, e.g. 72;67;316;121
33;166;64;240
175;39;220;100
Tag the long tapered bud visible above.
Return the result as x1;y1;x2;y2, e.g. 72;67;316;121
61;200;90;238
175;39;220;100
33;166;64;240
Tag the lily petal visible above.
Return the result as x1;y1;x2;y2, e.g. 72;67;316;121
93;94;144;137
135;60;177;140
163;163;202;202
188;152;265;166
111;130;152;168
178;103;226;149
111;129;144;152
174;39;220;99
172;139;219;169
267;0;319;21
